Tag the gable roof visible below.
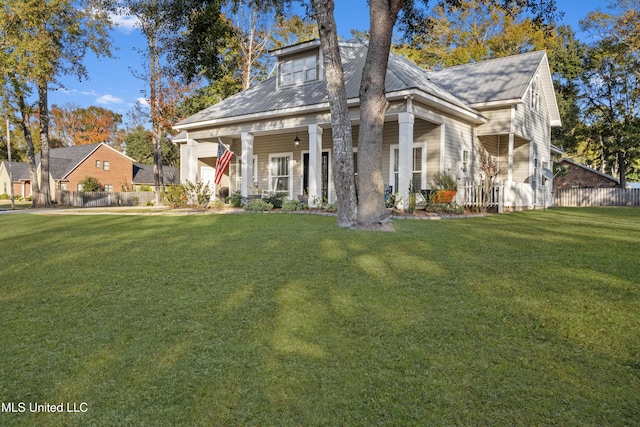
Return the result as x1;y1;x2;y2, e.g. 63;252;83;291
427;51;544;104
1;161;30;181
558;158;620;184
175;39;484;129
428;50;561;126
175;40;559;130
35;143;134;180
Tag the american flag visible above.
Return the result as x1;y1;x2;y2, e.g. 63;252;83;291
214;140;234;185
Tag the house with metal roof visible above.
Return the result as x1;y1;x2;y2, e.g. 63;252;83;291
173;38;561;210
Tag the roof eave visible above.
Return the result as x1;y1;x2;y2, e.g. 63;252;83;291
470;99;523;109
175;87;487;134
173;101;341;133
388;89;487;125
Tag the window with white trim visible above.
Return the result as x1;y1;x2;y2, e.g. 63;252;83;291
279;55;318;86
391;144;426;193
531;74;540;111
269;153;292;195
237;155;258;190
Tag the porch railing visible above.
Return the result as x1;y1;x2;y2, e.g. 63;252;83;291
461;182;503;210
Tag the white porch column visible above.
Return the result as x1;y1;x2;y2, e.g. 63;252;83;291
398;112;415;207
308;125;323;207
507;133;514;183
186;138;198;182
241;132;254;197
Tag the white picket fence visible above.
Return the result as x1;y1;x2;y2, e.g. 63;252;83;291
462;181;554;211
56;190;156;207
461;183;502;208
553;188;640;207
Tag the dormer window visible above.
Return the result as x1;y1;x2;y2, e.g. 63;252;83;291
279;55;318;86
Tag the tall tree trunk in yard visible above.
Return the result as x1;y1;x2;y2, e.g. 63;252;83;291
312;0;357;227
356;0;403;228
13;82;41;205
34;82;53;208
149;32;164;205
618;150;627;188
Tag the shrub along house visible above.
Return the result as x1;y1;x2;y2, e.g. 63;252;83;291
173;38;561;210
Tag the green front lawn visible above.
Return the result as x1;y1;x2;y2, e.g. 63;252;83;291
1;208;639;426
0;199;32;210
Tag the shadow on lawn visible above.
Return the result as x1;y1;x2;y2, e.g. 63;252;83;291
2;210;638;425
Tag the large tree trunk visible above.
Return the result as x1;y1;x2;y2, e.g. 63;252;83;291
312;0;357;227
149;33;164;205
34;82;53;208
618;150;627;188
14;87;41;206
153;126;164;203
356;0;403;228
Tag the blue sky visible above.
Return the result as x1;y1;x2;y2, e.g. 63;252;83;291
49;0;610;119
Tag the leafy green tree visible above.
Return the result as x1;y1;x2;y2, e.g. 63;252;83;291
270;14;318;50
1;0;112;207
79;176;103;192
177;12;314;119
576;1;640;188
394;0;559;69
548;25;588;152
124;125;179;166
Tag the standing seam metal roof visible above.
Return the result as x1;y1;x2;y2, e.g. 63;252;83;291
426;51;546;105
175;41;546;127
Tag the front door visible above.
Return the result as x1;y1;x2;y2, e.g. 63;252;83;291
303;151;329;202
200;166;216;200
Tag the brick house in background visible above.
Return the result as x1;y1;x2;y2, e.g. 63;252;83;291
1;143;135;200
46;143;135;193
553;158;620;189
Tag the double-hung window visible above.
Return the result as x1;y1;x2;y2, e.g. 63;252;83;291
269;153;292;195
279;55;318;86
237;155;258;191
391;144;425;193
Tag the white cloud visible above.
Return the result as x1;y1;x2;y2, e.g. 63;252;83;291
97;94;124;105
110;13;139;34
136;97;150;107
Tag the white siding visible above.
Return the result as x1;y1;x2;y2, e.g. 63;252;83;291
477;108;512;135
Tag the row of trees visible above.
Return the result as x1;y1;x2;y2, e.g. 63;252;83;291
0;0;317;207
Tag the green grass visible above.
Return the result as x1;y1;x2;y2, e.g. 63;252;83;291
1;208;639;426
0;200;32;210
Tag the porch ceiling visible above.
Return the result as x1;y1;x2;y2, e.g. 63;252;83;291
478;134;529;157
